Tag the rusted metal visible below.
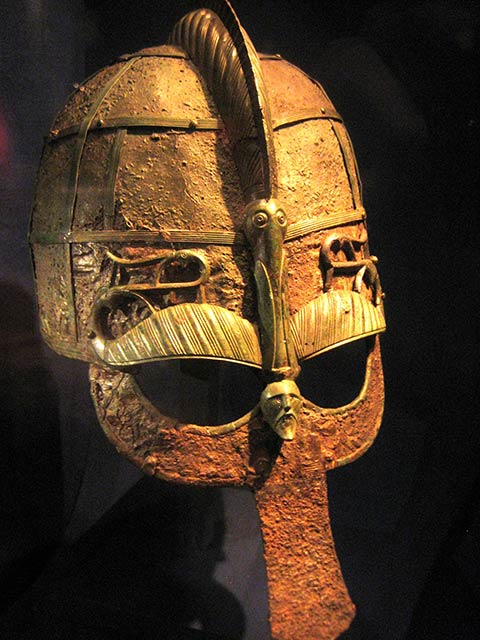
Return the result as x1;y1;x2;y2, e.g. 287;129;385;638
30;1;386;638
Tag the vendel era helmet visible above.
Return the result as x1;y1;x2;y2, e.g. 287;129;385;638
30;1;386;638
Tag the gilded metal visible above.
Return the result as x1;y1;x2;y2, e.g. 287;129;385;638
260;379;302;440
29;206;365;246
48;115;225;141
30;1;386;638
47;109;343;142
104;248;211;292
321;230;383;305
170;1;278;201
244;198;298;380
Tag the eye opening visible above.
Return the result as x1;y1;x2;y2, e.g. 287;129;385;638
297;337;369;408
276;209;287;225
135;359;263;425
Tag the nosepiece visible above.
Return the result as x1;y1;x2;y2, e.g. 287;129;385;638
260;379;303;440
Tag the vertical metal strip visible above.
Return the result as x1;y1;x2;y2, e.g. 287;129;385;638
66;57;138;231
103;128;127;229
330;120;363;210
339;124;364;203
64;243;77;340
311;79;363;209
64;57;138;340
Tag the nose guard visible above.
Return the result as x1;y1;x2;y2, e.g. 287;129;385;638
30;1;386;638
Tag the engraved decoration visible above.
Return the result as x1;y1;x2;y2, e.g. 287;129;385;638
30;1;386;638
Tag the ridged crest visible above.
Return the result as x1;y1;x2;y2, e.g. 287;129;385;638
170;0;277;201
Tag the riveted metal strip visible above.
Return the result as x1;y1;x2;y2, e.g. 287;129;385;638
48;116;225;141
272;108;343;130
338;123;363;203
308;79;363;208
64;57;138;339
31;208;365;246
258;53;283;60
65;57;138;233
329;119;363;210
118;51;189;60
48;111;344;142
103;128;127;229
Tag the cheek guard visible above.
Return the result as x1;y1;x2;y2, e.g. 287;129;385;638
30;1;386;638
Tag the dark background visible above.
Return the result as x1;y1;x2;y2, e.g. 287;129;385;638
0;1;478;638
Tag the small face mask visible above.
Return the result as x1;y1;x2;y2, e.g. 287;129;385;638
260;380;303;440
30;2;385;638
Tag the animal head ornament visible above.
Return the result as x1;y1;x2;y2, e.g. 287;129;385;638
30;1;386;637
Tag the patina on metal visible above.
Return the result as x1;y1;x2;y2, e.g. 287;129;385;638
30;1;386;638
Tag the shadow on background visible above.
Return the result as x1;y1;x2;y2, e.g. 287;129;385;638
0;282;63;612
0;477;246;640
0;1;479;639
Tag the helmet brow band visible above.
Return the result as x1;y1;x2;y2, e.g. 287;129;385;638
30;208;365;246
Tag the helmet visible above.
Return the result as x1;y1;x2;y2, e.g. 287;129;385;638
30;1;385;638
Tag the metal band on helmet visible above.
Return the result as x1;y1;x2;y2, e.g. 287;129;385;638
30;2;386;638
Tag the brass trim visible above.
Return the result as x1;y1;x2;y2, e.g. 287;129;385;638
117;51;283;63
259;53;283;60
103;128;126;228
30;208;365;246
33;229;241;245
285;208;365;241
47;111;343;142
178;405;260;436
330;119;363;210
118;51;189;61
48;116;224;141
170;4;279;201
63;57;138;339
65;57;138;232
272;109;343;129
90;302;263;368
290;290;386;361
31;212;366;246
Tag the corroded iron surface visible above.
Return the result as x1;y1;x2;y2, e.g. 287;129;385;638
89;338;383;482
30;1;386;638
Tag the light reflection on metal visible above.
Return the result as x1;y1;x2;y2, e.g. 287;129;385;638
30;1;386;638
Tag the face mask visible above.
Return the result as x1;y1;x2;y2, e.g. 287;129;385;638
30;2;385;637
